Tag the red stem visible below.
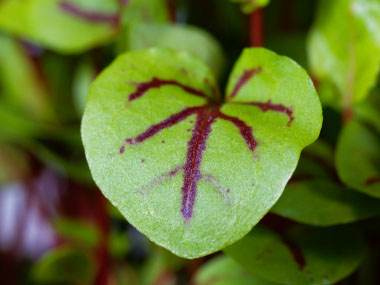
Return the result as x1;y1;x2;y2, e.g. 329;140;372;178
167;0;176;22
250;8;263;47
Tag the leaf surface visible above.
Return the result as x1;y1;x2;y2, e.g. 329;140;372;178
81;47;322;258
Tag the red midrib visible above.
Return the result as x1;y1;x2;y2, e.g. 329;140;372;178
181;109;216;219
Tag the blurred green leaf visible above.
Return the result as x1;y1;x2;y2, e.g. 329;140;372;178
336;119;380;198
0;35;55;122
230;0;270;14
124;23;224;78
308;0;380;108
272;140;380;225
0;0;121;53
225;224;366;285
194;255;275;285
31;246;96;285
54;218;100;248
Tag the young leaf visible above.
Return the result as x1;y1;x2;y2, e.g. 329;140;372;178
230;0;270;14
194;255;275;285
336;119;380;198
307;0;380;107
224;222;366;285
123;23;224;79
0;0;121;53
271;141;380;225
81;48;322;258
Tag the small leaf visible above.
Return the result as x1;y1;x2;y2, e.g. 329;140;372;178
123;23;224;78
336;119;380;198
81;48;322;258
272;140;380;225
307;0;380;107
194;255;275;285
230;0;270;14
224;221;366;285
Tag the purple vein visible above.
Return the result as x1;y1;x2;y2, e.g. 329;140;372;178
125;106;207;145
229;67;262;99
128;77;209;102
181;108;217;219
216;111;258;151
233;99;294;126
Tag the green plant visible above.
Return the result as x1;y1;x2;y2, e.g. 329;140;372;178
0;0;380;284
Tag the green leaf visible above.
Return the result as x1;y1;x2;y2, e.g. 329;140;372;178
271;140;380;225
307;0;380;107
123;23;224;79
194;255;275;285
224;223;366;285
31;246;96;285
81;47;322;258
336;119;380;198
0;0;120;53
230;0;270;14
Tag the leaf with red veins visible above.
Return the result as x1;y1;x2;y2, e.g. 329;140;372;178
82;48;322;258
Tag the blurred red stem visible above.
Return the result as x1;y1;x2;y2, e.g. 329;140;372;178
167;0;176;22
250;8;263;47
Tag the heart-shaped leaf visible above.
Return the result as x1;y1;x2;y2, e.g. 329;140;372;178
336;119;380;198
271;141;380;225
81;47;322;258
194;255;275;285
224;218;366;285
307;0;380;107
